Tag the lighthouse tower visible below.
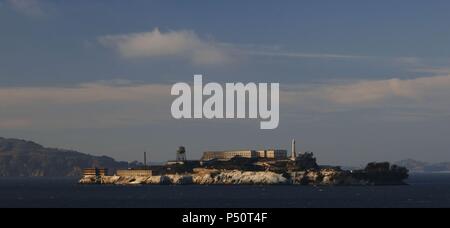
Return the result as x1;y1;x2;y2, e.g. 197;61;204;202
291;139;297;161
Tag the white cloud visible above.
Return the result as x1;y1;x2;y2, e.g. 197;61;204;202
411;67;450;75
7;0;43;16
97;28;427;69
0;81;173;129
280;74;450;122
246;50;369;60
2;74;450;130
320;75;450;105
99;28;230;66
0;81;170;105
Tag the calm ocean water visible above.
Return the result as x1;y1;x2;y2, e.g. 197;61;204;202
0;173;449;208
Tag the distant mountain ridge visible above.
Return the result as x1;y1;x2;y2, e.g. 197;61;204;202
0;137;133;177
395;159;450;173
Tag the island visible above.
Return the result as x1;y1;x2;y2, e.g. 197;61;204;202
79;140;409;186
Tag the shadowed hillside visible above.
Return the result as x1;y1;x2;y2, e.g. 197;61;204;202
0;137;132;177
396;159;450;173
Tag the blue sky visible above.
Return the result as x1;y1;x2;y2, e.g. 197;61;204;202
3;0;450;85
1;0;450;166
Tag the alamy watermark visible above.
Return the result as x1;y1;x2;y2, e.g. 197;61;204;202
171;75;280;129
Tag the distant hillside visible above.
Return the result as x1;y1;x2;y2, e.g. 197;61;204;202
395;159;450;173
0;137;133;177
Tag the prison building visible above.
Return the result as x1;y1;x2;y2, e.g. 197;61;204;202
257;150;288;160
201;149;287;161
202;150;255;161
83;168;109;177
116;169;152;177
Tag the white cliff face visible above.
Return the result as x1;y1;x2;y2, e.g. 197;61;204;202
79;174;195;185
79;170;288;185
145;176;168;185
291;169;364;185
78;169;367;186
193;170;288;185
79;175;97;184
167;175;194;185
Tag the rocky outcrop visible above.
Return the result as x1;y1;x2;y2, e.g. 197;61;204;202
290;169;366;186
79;169;364;186
193;170;288;185
79;170;289;185
79;175;186;185
352;162;409;185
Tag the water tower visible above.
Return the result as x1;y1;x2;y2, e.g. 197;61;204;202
177;146;187;162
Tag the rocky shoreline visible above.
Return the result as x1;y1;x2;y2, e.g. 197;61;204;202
79;168;391;186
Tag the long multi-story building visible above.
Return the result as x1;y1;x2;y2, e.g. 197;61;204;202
201;149;287;161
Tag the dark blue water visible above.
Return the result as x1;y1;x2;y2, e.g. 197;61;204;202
1;174;450;208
